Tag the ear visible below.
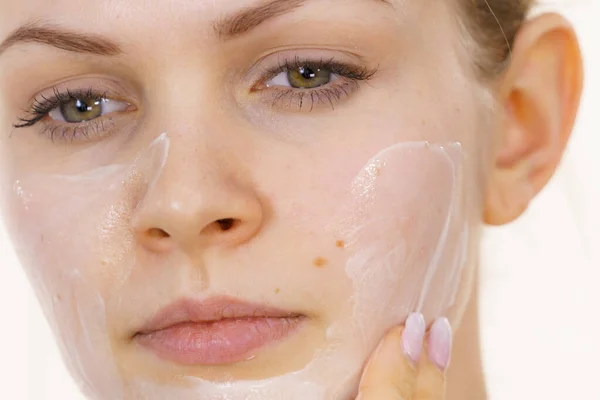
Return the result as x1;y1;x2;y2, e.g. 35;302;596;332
483;13;584;226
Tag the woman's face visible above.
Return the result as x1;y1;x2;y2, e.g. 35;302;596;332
0;0;488;398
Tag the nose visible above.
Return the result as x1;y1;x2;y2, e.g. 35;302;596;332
131;141;264;254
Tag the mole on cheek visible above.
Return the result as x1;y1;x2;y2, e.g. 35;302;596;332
313;257;328;268
335;240;345;248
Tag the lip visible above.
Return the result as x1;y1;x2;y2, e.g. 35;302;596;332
134;296;305;365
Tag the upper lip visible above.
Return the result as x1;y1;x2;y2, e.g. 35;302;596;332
136;296;301;335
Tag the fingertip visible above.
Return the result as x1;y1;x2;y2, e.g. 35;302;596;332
401;312;426;367
427;317;452;372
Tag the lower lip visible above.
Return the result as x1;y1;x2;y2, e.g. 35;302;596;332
136;317;304;365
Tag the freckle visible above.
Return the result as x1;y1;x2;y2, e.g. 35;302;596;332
275;288;281;294
101;260;108;266
375;166;382;176
336;240;345;248
313;257;328;268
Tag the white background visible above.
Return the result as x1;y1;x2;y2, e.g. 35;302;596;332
0;1;598;398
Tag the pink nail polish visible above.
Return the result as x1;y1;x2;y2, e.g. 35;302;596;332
402;313;426;365
428;317;452;371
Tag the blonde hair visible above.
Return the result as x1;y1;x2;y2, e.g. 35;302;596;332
462;0;535;77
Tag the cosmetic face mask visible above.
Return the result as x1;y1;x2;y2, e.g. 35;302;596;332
2;131;471;400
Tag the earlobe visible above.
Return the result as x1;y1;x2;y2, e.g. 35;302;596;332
483;157;535;226
483;13;584;226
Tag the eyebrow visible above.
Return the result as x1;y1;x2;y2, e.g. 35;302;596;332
215;0;392;39
0;0;391;56
0;21;122;56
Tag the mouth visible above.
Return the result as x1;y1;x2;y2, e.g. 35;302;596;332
134;296;306;365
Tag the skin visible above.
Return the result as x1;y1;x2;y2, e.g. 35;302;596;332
0;0;583;399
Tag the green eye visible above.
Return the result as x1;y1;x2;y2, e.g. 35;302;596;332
256;58;377;112
47;95;130;124
286;66;332;89
59;98;103;123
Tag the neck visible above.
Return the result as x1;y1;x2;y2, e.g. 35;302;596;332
446;270;488;400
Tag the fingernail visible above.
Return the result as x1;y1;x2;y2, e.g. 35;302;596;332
428;317;452;372
401;312;426;366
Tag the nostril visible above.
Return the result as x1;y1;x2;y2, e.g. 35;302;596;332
217;218;236;231
148;227;170;239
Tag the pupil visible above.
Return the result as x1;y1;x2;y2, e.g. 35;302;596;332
75;99;91;113
299;66;316;80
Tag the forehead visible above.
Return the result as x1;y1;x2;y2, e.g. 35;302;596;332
0;0;391;26
0;0;444;41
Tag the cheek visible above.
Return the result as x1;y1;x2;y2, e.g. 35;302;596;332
281;141;473;330
3;133;170;300
6;175;133;296
353;145;468;324
1;160;147;396
0;184;126;395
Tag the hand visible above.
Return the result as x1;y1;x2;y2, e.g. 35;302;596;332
356;313;452;400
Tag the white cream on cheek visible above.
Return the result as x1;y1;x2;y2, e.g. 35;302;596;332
6;134;171;399
340;142;468;338
8;135;468;400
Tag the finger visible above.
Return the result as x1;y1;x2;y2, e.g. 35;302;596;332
414;318;452;400
357;313;426;400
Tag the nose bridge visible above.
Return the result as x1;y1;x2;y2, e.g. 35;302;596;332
150;130;241;212
130;94;264;253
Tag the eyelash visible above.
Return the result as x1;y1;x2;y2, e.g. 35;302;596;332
14;87;107;127
13;87;112;142
258;56;377;111
13;57;377;141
